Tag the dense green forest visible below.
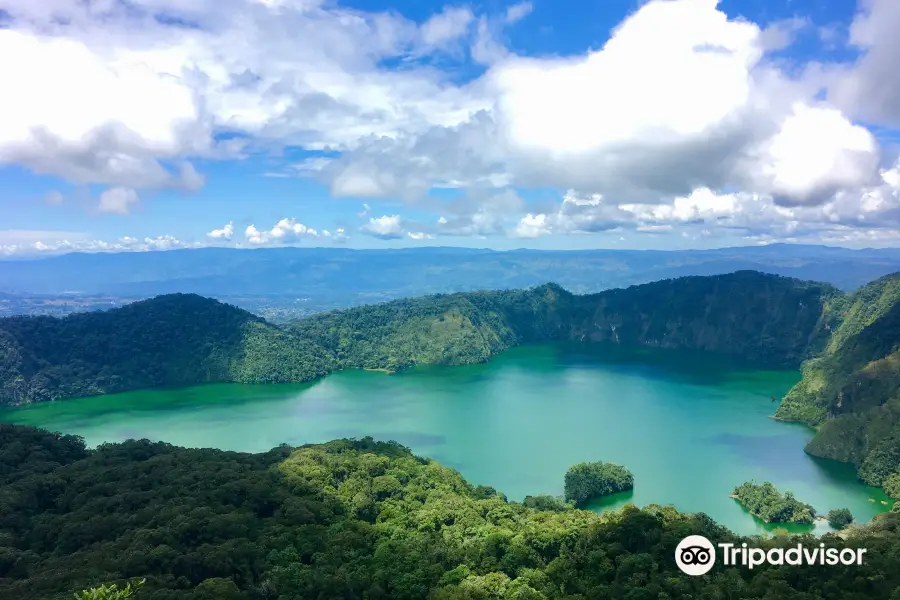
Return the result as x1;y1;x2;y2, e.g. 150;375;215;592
0;294;336;405
563;462;633;507
828;509;854;530
290;271;837;371
775;274;900;493
4;423;900;600
0;271;836;407
730;482;817;525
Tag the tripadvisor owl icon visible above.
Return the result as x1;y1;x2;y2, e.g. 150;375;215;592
675;535;716;576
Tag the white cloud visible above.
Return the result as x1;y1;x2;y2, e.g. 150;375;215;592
245;218;319;245
830;0;900;126
0;233;194;256
0;29;206;191
361;214;404;239
407;231;435;240
420;6;473;49
302;0;886;216
1;0;898;247
0;0;487;192
505;2;533;25
98;187;139;214
514;213;550;238
328;227;350;243
754;103;879;206
509;159;900;242
207;221;235;240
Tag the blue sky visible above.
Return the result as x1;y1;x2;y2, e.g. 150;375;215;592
2;0;900;255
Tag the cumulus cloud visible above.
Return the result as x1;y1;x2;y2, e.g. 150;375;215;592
322;227;349;243
207;221;235;240
259;0;889;221
514;213;550;238
97;187;139;214
1;0;898;246
830;0;900;126
360;214;404;239
512;158;900;242
407;231;435;240
0;233;194;256
245;218;318;245
0;0;488;193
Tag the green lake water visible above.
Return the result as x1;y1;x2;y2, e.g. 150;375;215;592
0;342;891;535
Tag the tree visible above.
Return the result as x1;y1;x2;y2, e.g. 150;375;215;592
563;462;633;506
74;579;144;600
884;473;900;500
828;508;854;529
731;481;815;524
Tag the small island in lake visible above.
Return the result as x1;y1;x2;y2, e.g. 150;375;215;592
827;508;854;529
564;461;634;507
731;481;816;524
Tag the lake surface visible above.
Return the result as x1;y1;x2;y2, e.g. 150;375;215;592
0;342;891;535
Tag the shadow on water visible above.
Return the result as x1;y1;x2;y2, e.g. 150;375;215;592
808;455;894;506
584;489;636;513
399;342;798;396
552;341;794;386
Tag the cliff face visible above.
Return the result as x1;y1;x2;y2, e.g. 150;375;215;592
566;271;836;366
291;271;839;371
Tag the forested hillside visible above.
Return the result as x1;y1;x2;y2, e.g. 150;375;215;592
776;274;900;492
0;294;335;405
291;271;837;371
2;423;900;600
0;272;838;407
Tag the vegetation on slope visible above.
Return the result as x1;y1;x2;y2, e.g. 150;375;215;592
731;481;816;524
776;274;900;424
3;423;900;600
0;294;335;406
0;271;838;406
292;271;838;371
775;274;900;490
563;462;633;507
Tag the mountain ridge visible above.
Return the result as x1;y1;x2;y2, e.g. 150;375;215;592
3;245;899;303
1;270;837;406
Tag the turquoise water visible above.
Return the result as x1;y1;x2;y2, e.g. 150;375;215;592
0;342;890;535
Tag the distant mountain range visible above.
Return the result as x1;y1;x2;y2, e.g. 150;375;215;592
2;245;900;318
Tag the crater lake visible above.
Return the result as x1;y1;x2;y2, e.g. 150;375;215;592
0;342;891;534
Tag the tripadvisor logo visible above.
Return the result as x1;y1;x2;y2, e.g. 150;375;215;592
675;535;867;576
675;535;717;576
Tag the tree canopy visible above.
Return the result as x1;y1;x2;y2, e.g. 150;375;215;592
731;481;816;524
3;423;900;600
563;462;634;507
